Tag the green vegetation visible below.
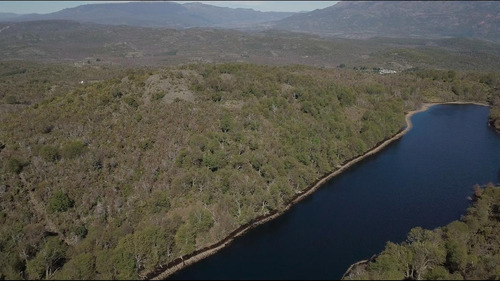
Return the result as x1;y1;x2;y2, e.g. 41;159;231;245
1;21;500;72
61;141;86;159
4;158;23;174
25;237;67;280
0;62;498;279
39;146;60;162
48;191;74;213
0;61;129;108
342;184;500;280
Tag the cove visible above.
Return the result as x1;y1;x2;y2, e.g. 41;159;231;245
169;104;500;280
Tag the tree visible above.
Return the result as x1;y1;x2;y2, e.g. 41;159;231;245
446;238;468;273
54;253;95;280
368;242;410;279
424;266;451;280
174;223;195;256
132;227;173;272
407;228;446;280
25;237;67;280
188;209;214;233
95;250;114;279
148;191;171;214
112;235;137;280
48;191;74;213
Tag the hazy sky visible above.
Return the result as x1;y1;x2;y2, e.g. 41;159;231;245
0;1;338;14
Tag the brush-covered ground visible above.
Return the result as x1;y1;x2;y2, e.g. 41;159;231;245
0;62;499;279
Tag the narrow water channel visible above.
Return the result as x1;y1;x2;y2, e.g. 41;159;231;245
170;104;500;280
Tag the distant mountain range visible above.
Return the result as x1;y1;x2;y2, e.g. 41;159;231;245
0;12;22;21
1;1;499;42
272;1;500;42
2;2;294;29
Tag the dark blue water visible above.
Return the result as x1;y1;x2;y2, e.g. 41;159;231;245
170;104;500;280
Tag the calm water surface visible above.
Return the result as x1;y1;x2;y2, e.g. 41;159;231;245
170;104;500;280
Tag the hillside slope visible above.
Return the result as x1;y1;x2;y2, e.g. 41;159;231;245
5;2;294;29
1;62;498;279
273;1;500;42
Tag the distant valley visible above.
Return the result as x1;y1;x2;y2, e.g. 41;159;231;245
0;20;499;72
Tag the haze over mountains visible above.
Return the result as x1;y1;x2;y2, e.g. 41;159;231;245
272;1;500;42
0;13;22;21
0;1;499;72
1;1;499;42
3;2;295;29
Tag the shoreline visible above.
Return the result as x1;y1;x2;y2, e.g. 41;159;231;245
147;101;489;280
340;255;377;280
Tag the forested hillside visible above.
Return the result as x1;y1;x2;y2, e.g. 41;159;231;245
0;62;499;279
342;184;500;280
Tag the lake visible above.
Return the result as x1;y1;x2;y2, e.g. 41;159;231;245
169;104;500;280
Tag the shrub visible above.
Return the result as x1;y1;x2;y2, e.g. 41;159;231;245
123;96;138;108
153;92;165;101
111;89;123;99
48;190;74;213
366;83;384;95
5;95;19;104
61;141;86;159
211;91;223;102
135;114;142;122
139;138;153;151
5;158;23;174
39;145;60;162
220;115;232;133
41;124;54;134
73;225;88;239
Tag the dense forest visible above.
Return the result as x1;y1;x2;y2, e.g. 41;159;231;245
342;184;500;280
0;62;499;279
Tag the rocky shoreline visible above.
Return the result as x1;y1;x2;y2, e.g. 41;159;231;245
489;115;500;133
